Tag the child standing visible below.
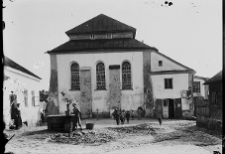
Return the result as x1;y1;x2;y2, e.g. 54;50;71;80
158;114;162;125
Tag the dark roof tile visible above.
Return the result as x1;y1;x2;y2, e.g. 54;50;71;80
47;39;156;54
66;14;136;36
204;70;222;84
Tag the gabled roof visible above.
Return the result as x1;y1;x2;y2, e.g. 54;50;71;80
47;39;157;54
153;51;195;73
66;14;136;37
204;70;222;84
194;75;209;80
4;56;41;80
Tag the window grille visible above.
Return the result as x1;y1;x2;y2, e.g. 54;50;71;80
71;63;80;90
122;62;132;89
193;81;201;93
24;89;28;107
96;62;106;90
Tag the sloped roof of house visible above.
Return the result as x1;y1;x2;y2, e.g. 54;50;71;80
4;56;41;80
47;39;157;54
66;14;136;36
204;70;222;84
194;75;209;80
155;51;195;73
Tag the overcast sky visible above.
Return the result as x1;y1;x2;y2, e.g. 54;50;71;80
3;0;222;90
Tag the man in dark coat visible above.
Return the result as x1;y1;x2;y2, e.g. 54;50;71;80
120;110;125;125
126;110;131;124
112;108;120;125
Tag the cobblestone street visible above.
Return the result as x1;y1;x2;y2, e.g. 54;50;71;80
4;119;222;154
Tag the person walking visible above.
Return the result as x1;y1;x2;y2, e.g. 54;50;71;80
125;110;131;124
112;108;120;125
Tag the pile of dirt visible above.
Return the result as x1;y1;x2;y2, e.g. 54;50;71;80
108;123;159;135
152;126;222;146
49;129;126;145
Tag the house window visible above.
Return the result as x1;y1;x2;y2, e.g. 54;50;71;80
24;89;28;107
96;62;106;90
122;61;132;89
31;90;35;106
71;62;80;90
158;60;163;66
193;81;201;93
164;78;173;89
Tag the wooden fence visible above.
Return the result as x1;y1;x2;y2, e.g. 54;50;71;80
195;97;222;134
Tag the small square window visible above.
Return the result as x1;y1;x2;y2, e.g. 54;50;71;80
165;78;173;89
158;61;163;66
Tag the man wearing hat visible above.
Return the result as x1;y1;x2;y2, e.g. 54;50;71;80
70;102;82;134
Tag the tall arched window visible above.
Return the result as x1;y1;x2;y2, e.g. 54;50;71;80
71;62;80;90
122;61;132;89
96;62;106;90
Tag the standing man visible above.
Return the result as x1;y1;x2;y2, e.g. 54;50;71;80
70;103;82;135
112;108;120;125
125;110;131;124
120;110;125;125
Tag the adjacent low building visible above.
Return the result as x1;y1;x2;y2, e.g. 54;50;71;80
3;56;42;127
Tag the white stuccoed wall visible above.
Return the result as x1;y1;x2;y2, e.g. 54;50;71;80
151;74;189;99
57;51;144;114
3;67;42;127
151;51;185;72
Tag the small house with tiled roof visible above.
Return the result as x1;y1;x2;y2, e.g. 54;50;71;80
47;14;196;119
3;56;42;127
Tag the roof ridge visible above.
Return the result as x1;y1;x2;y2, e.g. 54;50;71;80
4;56;41;80
65;14;136;36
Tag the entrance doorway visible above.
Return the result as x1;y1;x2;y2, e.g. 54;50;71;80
168;99;174;118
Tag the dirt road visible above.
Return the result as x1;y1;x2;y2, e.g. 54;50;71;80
4;119;222;154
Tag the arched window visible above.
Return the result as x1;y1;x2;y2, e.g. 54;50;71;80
122;61;132;89
71;62;80;90
96;62;106;90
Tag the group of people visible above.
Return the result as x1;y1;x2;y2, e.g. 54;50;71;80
112;108;134;125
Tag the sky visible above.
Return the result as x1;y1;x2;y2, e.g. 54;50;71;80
3;0;222;90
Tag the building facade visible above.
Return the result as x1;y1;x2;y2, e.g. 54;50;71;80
3;56;42;127
47;14;195;119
